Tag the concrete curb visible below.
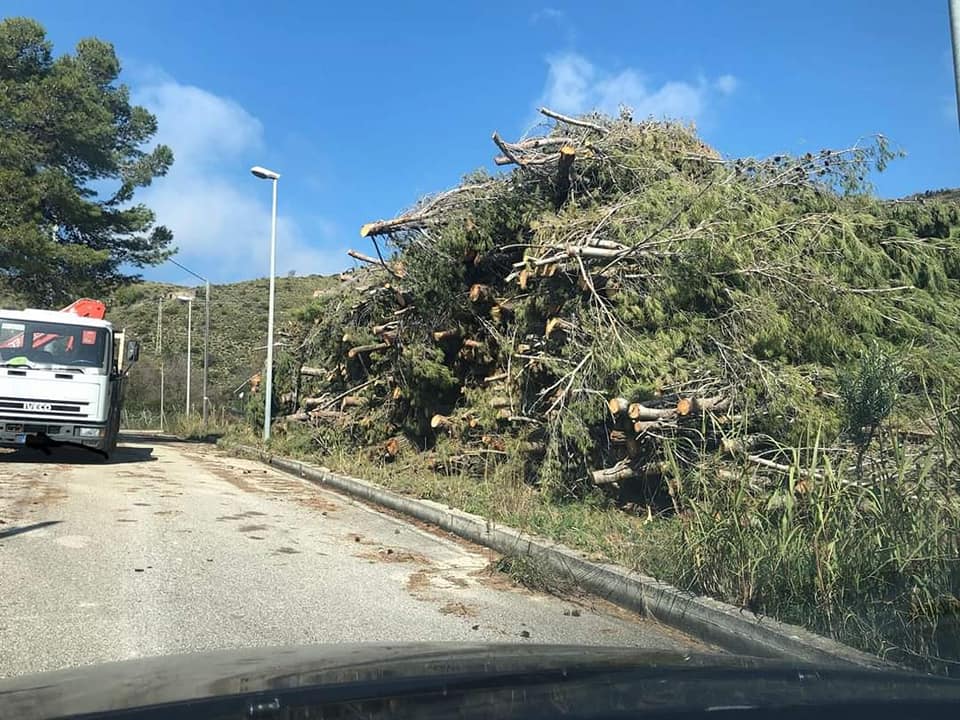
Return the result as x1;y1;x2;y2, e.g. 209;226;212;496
234;444;890;669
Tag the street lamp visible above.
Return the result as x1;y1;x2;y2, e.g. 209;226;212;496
250;165;280;442
170;258;211;424
176;293;194;415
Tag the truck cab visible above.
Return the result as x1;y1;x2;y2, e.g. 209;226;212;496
0;306;138;455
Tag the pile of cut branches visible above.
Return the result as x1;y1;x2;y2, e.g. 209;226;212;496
269;107;960;499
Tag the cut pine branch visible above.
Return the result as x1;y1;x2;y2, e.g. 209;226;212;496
539;106;609;134
484;372;509;385
592;460;668;485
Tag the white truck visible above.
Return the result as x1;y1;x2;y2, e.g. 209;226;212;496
0;299;139;456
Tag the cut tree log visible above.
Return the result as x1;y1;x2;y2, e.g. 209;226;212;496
384;435;413;458
462;339;483;349
430;414;453;430
432;328;460;341
340;395;368;410
373;321;399;336
607;397;630;416
634;419;677;434
689;395;730;414
302;396;331;410
554;145;576;209
469;284;494;303
484;372;509;385
628;403;677;421
300;366;325;377
347;342;390;358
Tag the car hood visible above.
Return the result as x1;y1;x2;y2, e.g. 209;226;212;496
0;643;956;719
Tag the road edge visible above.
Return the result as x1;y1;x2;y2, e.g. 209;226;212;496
232;443;891;669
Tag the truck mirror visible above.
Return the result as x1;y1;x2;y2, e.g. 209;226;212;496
126;340;140;363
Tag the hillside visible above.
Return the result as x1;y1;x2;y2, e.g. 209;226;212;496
106;273;340;417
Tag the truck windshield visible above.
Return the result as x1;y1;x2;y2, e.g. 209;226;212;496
0;318;108;371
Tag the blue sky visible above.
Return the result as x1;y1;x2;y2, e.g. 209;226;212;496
6;1;960;284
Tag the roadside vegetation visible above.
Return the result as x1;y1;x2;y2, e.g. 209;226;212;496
234;108;959;674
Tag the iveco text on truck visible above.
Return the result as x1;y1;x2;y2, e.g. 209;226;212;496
0;299;139;456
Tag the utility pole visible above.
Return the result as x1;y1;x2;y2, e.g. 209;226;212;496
178;295;193;415
170;258;211;424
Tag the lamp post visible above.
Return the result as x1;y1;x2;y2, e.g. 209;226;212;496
170;258;211;424
250;165;280;442
951;0;960;132
176;294;194;415
156;298;164;432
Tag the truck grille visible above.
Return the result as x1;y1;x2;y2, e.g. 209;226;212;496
0;396;89;419
4;423;62;434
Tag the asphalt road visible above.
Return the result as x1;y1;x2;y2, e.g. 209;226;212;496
0;438;710;679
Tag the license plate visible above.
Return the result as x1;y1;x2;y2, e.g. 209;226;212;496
15;433;27;444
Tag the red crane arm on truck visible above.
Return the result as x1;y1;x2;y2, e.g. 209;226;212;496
0;298;107;349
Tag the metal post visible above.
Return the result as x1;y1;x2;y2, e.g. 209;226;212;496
169;259;210;424
264;177;278;442
203;280;210;424
951;0;960;131
185;298;192;416
157;299;164;432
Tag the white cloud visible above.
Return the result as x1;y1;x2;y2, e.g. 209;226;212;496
539;53;736;121
715;74;738;95
132;76;341;282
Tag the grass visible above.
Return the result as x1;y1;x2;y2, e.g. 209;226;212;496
668;429;960;675
122;407;238;441
221;416;960;676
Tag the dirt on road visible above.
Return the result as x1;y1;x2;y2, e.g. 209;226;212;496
0;437;713;679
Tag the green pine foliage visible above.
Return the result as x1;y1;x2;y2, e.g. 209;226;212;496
0;17;173;304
